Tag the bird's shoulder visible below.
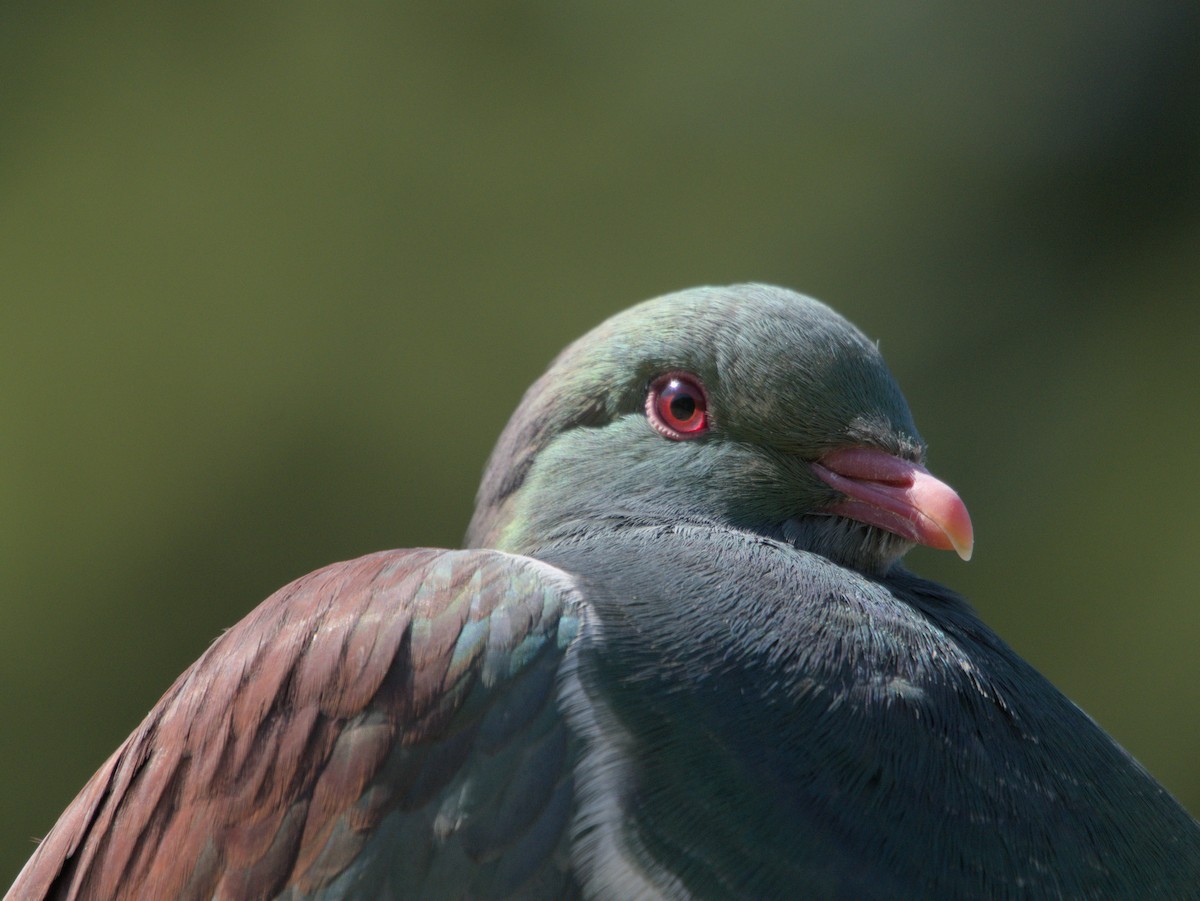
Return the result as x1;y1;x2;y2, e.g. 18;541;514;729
9;547;585;901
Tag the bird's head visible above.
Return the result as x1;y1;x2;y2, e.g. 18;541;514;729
466;284;971;576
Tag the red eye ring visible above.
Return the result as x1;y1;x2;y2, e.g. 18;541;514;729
646;372;709;440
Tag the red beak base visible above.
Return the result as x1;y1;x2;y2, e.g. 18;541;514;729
810;447;974;561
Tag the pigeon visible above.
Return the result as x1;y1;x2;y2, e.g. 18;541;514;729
9;284;1200;900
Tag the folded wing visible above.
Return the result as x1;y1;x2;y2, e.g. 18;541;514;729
9;548;584;901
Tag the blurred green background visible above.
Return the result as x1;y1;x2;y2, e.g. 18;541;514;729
3;3;1199;883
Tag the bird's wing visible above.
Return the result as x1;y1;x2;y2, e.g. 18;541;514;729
7;548;585;901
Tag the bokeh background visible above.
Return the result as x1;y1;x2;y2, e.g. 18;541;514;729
4;3;1199;883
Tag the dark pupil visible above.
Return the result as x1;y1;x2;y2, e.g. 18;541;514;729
669;392;695;421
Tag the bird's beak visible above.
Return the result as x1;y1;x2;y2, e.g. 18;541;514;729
810;446;974;561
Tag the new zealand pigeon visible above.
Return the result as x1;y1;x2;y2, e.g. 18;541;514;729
9;284;1200;899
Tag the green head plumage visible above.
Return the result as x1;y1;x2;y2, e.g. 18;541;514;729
466;284;925;573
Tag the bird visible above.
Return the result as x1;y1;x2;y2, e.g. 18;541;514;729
8;283;1200;900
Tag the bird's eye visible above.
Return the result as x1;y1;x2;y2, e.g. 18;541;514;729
646;372;709;440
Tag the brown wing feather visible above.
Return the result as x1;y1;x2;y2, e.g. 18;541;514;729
7;548;583;901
